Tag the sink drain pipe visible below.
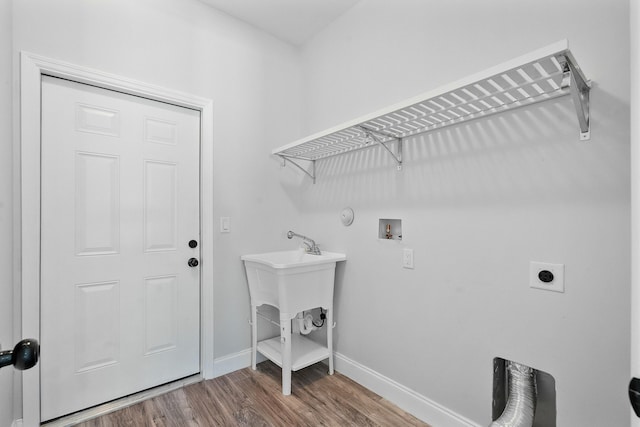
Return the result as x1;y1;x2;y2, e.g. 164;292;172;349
490;361;537;427
296;312;316;335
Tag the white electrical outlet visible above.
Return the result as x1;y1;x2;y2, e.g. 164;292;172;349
403;248;414;269
530;261;564;293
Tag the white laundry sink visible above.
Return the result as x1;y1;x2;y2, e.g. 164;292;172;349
241;250;346;316
241;249;346;269
241;249;346;395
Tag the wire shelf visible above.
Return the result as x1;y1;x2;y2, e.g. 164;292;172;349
273;40;590;182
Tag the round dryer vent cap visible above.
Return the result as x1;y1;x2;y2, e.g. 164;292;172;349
340;207;354;226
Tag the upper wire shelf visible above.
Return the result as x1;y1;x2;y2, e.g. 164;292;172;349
273;40;590;183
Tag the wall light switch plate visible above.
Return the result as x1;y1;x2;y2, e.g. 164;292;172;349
403;248;414;269
220;217;230;233
530;261;564;293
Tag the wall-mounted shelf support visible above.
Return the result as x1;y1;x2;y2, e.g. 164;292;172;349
279;155;316;184
273;40;592;182
557;53;591;140
358;125;403;170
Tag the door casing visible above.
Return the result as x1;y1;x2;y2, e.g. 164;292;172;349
18;52;215;427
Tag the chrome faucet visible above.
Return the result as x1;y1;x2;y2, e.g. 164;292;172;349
287;231;321;255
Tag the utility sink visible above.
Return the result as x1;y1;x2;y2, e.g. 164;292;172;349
241;250;346;316
241;249;346;395
242;250;346;269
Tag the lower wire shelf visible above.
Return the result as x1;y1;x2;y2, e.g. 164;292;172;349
257;334;330;371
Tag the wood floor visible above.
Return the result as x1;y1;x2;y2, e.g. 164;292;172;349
75;361;430;426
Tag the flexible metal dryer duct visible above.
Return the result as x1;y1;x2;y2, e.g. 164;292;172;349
490;362;537;427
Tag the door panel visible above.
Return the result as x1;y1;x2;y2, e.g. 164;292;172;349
144;275;179;355
40;76;201;421
144;160;178;251
75;152;121;255
74;280;121;373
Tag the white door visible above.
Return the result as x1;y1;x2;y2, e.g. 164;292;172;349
40;76;201;421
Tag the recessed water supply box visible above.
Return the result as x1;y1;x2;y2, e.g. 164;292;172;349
492;357;556;427
378;219;402;241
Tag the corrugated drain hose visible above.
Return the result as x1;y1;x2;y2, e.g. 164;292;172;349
489;361;536;427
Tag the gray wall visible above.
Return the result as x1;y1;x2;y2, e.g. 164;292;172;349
0;0;13;425
287;0;630;425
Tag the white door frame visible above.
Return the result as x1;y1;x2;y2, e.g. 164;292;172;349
18;52;215;427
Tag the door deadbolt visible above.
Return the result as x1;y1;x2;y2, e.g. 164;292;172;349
188;240;198;248
188;258;199;267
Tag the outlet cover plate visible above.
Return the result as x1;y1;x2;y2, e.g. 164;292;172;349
530;261;564;293
403;248;414;269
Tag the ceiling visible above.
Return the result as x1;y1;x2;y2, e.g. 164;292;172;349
199;0;361;46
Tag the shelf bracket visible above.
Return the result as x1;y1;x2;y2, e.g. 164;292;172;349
358;125;403;170
279;155;316;184
559;55;591;141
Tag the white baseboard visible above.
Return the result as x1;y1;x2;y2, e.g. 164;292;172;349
212;348;266;378
213;347;480;427
333;352;481;427
12;419;23;427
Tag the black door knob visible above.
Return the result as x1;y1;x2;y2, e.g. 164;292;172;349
630;378;640;417
188;258;199;267
188;240;198;248
0;339;39;371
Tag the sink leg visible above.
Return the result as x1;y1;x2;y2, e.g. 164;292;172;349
280;315;292;395
251;305;257;370
327;307;334;375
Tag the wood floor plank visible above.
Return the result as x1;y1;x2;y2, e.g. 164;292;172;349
74;361;430;427
258;375;330;425
181;382;235;426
